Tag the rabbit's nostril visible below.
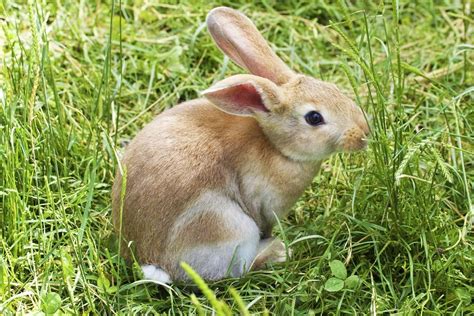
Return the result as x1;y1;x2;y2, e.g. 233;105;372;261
359;126;370;139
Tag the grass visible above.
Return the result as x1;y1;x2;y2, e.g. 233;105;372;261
1;0;473;314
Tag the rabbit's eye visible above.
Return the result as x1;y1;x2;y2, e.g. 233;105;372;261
304;111;324;126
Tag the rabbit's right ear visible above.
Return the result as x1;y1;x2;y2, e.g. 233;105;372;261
202;74;282;116
207;7;294;85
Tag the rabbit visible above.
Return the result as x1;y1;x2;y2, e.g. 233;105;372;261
112;6;369;283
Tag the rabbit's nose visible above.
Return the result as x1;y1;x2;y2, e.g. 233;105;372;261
361;125;370;139
338;127;369;152
358;116;371;138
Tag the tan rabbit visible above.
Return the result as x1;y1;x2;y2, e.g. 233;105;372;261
112;7;369;283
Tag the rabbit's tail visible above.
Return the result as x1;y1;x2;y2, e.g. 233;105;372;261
141;264;171;284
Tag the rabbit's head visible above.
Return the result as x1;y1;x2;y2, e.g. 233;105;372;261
203;7;369;161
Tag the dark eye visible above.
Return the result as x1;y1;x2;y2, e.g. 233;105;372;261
304;111;324;126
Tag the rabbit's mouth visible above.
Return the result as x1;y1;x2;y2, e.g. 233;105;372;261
336;128;369;153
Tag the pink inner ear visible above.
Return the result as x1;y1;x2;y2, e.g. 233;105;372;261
232;83;268;112
210;83;268;113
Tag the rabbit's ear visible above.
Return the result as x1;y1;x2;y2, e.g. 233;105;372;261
207;7;294;85
202;74;281;116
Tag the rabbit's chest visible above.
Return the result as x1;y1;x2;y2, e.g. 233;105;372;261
238;160;321;230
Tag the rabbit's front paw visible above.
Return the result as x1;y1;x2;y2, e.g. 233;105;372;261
252;237;291;270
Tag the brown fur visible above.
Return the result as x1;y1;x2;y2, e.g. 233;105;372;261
112;6;369;281
112;99;318;274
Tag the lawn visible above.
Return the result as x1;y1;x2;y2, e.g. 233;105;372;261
1;0;473;314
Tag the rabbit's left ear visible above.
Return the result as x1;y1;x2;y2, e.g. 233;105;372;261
207;7;294;85
202;74;281;116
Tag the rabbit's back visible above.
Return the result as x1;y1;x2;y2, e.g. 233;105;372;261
111;99;263;262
